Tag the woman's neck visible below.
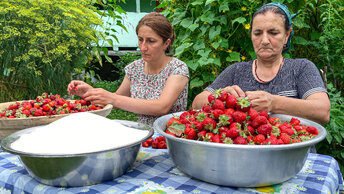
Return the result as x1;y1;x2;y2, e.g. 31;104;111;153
145;55;172;75
257;55;283;68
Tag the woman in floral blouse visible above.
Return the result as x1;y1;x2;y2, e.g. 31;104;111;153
68;12;189;126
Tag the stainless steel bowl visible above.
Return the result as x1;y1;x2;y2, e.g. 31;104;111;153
1;120;154;187
153;112;327;187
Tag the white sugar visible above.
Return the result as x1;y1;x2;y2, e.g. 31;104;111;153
11;112;149;155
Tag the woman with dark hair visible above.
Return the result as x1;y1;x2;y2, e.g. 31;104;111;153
68;12;189;126
192;3;330;125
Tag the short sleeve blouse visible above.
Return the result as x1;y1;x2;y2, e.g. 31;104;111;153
125;58;189;126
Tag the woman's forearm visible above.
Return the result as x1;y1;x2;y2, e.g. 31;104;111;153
271;93;331;125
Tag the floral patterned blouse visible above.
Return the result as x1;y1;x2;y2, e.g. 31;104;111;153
125;58;189;126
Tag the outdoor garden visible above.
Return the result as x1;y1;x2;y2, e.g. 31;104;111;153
0;0;343;176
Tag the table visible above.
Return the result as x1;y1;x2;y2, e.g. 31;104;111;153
0;145;342;194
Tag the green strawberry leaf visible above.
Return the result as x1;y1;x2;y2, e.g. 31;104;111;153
167;124;186;137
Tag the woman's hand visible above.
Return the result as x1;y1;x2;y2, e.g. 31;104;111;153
83;88;115;106
67;80;93;97
222;85;245;97
245;91;274;112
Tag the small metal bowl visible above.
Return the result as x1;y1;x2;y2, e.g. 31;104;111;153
1;120;154;187
153;112;327;187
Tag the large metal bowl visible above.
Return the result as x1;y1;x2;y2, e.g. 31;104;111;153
153;112;327;187
1;120;154;187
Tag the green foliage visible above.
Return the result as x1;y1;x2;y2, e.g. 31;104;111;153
159;0;261;106
316;83;344;174
159;0;344;107
106;109;138;121
90;0;127;66
0;0;103;102
92;52;141;90
291;0;344;93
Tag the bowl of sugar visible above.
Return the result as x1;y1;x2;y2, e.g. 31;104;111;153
1;112;153;187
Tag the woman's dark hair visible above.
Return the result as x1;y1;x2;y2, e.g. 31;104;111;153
136;12;175;55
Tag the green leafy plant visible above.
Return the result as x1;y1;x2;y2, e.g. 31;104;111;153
159;0;344;107
0;0;103;102
316;83;344;174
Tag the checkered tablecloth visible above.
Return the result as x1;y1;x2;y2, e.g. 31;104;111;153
0;143;342;194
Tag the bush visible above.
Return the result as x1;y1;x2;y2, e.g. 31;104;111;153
316;83;344;174
0;0;104;102
159;0;344;107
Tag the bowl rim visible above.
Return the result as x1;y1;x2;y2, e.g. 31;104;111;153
1;119;154;157
153;112;327;151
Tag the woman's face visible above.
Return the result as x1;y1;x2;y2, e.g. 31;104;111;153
137;25;169;63
251;11;290;60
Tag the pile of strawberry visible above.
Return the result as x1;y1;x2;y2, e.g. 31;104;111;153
142;136;167;149
165;89;319;145
0;93;103;119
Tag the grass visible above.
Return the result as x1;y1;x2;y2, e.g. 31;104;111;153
106;109;138;121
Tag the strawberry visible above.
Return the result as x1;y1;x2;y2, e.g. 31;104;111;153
220;131;227;141
218;126;229;134
212;99;225;110
256;124;273;136
233;136;247;144
197;130;207;140
306;126;319;135
158;141;167;149
284;127;296;136
156;136;166;142
167;116;181;127
195;111;208;122
248;108;259;121
217;114;232;127
244;125;255;136
254;134;265;145
279;133;291;144
258;110;269;119
290;117;301;126
151;141;158;149
211;109;224;120
235;97;251;112
34;109;43;116
247;136;254;143
202;104;212;113
223;137;234;144
188;109;197;115
211;134;221;143
142;141;150;147
268;117;281;126
294;125;304;132
180;111;194;124
251;115;268;128
204;132;214;142
226;127;240;139
224;108;235;116
232;111;247;123
203;117;217;131
190;120;204;132
42;104;51;112
208;93;215;104
22;109;30;116
225;95;237;109
214;89;228;102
